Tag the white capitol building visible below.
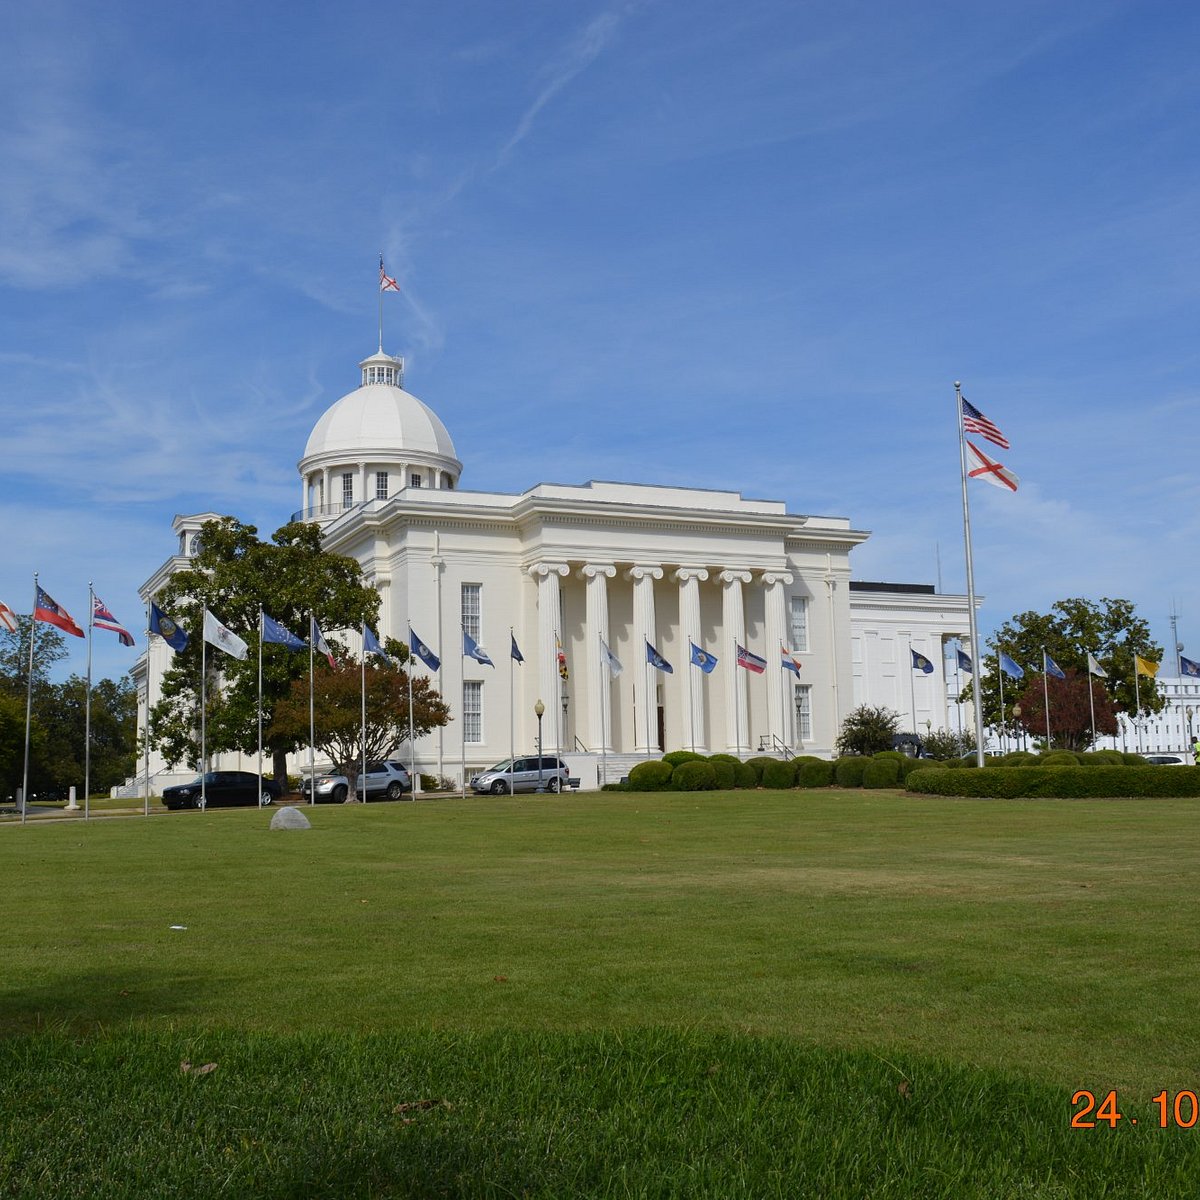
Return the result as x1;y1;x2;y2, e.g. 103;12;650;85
135;346;975;789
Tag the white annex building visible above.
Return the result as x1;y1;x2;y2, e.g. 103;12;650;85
134;347;975;790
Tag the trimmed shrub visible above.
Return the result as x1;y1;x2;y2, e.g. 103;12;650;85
662;750;706;767
628;760;675;791
872;750;907;762
797;759;834;788
600;781;630;791
734;762;758;788
862;758;901;788
1040;750;1081;767
746;756;778;783
1122;753;1148;766
906;765;1200;799
1083;749;1125;766
709;758;737;789
957;755;980;769
672;761;717;791
998;752;1037;767
834;757;868;788
708;753;740;767
761;760;797;789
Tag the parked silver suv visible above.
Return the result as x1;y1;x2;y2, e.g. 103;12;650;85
301;760;412;803
470;755;570;795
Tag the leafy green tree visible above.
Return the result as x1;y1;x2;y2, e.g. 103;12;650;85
0;614;68;694
36;675;138;797
1009;669;1119;752
268;639;450;786
150;517;380;784
922;728;978;760
964;598;1163;742
0;616;71;799
835;705;900;756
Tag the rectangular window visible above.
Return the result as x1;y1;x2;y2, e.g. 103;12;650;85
410;472;422;488
793;684;812;742
463;681;482;743
375;471;388;500
461;583;481;641
789;596;809;652
341;473;353;507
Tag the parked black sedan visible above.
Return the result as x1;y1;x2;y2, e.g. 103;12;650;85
162;771;281;810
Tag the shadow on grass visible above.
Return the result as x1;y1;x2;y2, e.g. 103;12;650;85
0;967;228;1036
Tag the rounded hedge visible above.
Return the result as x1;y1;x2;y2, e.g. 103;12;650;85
834;757;868;787
906;765;1200;798
746;756;779;783
797;759;833;788
761;760;797;789
672;761;717;791
1040;750;1081;767
1122;753;1148;765
709;758;737;789
628;760;675;791
734;762;758;788
662;750;707;767
862;758;901;788
708;753;740;767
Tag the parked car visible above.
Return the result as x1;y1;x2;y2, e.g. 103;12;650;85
300;760;412;803
162;771;281;810
1144;755;1187;766
470;755;570;795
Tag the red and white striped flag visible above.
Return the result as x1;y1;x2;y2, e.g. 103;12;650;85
0;600;17;633
961;398;1009;449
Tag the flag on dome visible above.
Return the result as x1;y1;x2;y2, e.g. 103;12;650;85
262;612;305;651
966;441;1019;492
464;630;494;667
999;651;1024;679
0;601;17;633
960;398;1010;450
601;639;623;677
1181;655;1200;678
150;602;188;651
93;594;135;647
204;609;248;660
911;648;934;674
1043;652;1066;680
408;627;440;672
646;641;673;673
310;618;336;668
781;645;802;676
735;644;766;673
379;254;400;293
689;642;718;673
1135;655;1159;678
35;586;84;638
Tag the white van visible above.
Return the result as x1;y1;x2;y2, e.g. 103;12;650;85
470;756;570;794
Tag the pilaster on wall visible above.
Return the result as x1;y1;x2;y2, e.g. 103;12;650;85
762;571;794;750
674;567;709;752
581;564;617;752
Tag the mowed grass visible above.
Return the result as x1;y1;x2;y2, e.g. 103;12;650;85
3;789;1199;1196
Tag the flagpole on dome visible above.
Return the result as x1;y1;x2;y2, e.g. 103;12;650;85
378;252;384;352
955;382;987;765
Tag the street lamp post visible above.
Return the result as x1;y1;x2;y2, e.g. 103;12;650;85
534;699;545;792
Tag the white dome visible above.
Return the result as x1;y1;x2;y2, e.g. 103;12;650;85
304;382;457;459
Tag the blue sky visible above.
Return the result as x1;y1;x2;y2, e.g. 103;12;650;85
2;0;1198;686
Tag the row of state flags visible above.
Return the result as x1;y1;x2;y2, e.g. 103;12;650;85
916;645;1168;680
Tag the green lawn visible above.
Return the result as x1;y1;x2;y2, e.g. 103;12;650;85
3;789;1198;1196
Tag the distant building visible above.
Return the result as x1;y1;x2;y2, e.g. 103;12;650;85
133;347;974;789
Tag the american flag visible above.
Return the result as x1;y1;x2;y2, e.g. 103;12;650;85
379;255;401;293
961;398;1009;449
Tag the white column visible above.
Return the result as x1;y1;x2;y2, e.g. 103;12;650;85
581;564;616;752
529;562;569;754
674;568;709;752
320;468;330;513
359;461;369;504
720;570;752;754
762;571;793;750
301;473;309;519
627;565;663;753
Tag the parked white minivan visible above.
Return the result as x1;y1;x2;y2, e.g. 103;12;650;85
470;756;570;794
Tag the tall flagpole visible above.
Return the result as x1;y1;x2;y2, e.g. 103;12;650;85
407;621;418;798
956;382;987;765
144;598;151;818
907;640;918;738
599;634;608;787
1042;651;1052;748
509;627;515;782
257;609;264;807
21;573;37;824
201;610;208;810
308;611;315;805
378;252;384;352
85;582;94;820
1088;662;1097;748
1134;667;1143;754
361;622;368;803
997;654;1007;754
